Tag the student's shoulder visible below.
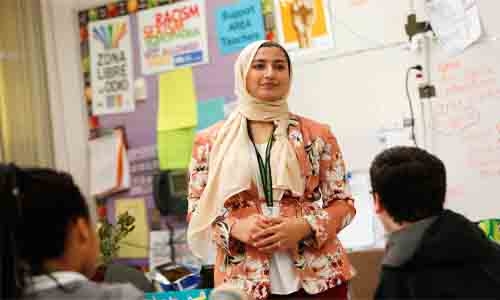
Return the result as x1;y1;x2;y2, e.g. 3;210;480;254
22;281;144;300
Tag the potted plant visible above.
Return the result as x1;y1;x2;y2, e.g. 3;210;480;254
92;206;136;281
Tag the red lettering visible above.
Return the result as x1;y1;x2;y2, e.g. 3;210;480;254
152;5;199;35
143;26;154;39
155;12;163;27
438;60;461;73
187;4;200;18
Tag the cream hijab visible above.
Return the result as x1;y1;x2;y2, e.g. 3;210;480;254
187;40;305;260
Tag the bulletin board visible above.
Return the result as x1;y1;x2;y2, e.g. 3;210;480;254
78;0;270;266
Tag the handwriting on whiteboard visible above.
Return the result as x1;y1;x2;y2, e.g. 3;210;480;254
466;144;500;178
434;61;500;135
438;63;500;101
432;98;480;135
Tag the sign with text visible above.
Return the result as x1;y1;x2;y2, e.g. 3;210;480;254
138;0;209;74
216;1;266;55
89;16;135;115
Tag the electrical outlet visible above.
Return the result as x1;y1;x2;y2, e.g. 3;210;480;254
418;85;436;98
403;117;414;127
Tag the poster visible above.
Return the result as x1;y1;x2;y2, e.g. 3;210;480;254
157;68;197;131
427;0;482;56
273;0;333;52
157;127;195;170
156;68;197;170
197;97;225;131
115;198;149;258
138;0;209;74
215;1;266;55
88;16;135;115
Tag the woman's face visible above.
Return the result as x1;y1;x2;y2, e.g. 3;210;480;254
245;46;291;101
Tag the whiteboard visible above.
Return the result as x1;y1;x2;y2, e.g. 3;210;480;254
430;40;500;221
289;45;420;171
288;0;500;227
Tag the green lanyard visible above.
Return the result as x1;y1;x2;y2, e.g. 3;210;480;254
248;123;275;207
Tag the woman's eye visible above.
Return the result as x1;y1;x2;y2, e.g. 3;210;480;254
252;64;265;70
274;64;286;71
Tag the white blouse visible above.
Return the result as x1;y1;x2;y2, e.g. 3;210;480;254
250;143;301;295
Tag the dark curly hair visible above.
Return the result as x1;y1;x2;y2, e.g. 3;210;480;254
0;164;89;298
369;146;447;223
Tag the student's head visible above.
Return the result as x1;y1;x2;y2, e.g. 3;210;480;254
369;147;447;232
0;164;99;298
236;40;291;102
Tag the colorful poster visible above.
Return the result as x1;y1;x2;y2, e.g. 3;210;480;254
137;0;209;74
273;0;333;52
215;1;266;55
88;16;135;115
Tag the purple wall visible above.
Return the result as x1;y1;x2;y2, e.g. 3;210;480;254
96;0;242;266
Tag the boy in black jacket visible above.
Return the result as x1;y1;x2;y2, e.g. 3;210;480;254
370;146;500;299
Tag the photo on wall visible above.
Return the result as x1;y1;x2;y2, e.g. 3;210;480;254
273;0;333;53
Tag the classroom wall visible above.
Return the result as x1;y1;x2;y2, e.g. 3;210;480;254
41;0;500;229
41;0;413;201
40;0;426;194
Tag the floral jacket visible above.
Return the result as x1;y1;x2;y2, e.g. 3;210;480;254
187;114;356;300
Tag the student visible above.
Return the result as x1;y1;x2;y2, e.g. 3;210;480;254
369;146;500;299
0;164;143;299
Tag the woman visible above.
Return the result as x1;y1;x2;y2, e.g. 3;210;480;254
187;40;356;300
0;164;143;299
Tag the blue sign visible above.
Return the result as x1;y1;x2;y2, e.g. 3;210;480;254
174;51;204;67
216;0;266;55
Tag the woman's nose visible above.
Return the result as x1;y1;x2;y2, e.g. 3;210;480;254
264;65;274;77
